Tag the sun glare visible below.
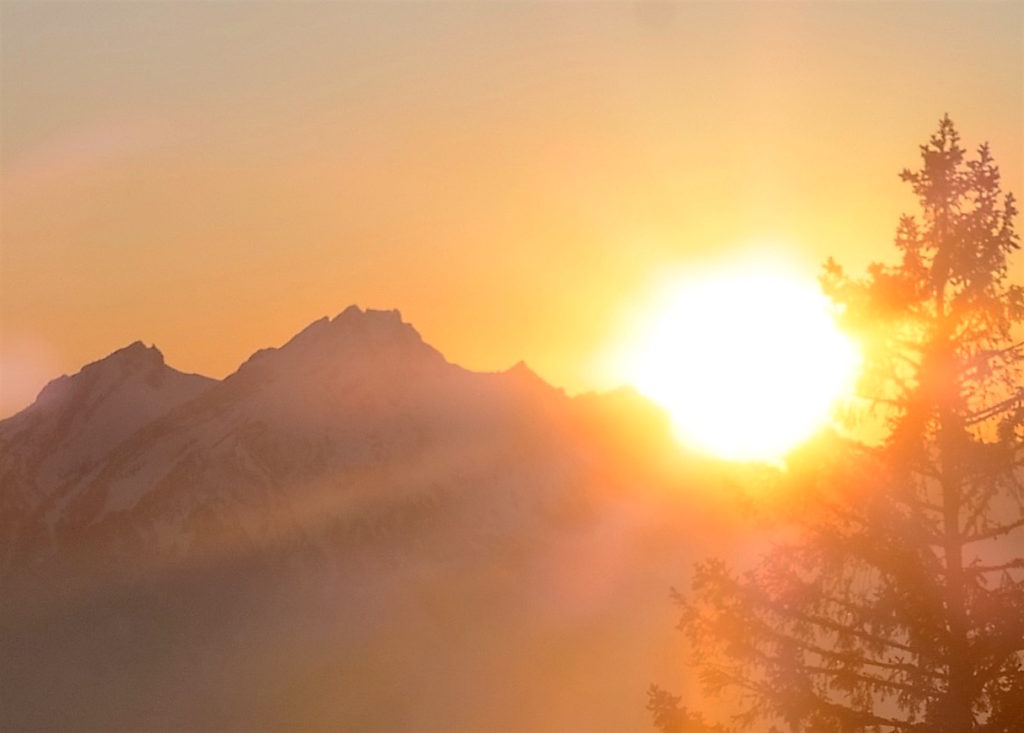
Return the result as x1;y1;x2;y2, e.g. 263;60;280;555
623;265;860;463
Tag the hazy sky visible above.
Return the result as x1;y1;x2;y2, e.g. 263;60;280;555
2;0;1022;417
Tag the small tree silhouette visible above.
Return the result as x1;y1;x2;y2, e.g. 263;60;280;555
656;116;1024;732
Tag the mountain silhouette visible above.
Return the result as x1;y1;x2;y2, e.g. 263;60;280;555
0;341;214;569
0;306;742;732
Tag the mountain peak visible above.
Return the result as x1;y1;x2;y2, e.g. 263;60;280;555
34;341;166;407
288;306;417;347
293;306;423;350
0;341;214;515
334;304;402;325
507;360;534;375
237;305;440;378
330;305;411;339
502;360;562;398
103;340;165;369
324;306;436;358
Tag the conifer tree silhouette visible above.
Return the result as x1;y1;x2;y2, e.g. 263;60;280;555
654;116;1024;732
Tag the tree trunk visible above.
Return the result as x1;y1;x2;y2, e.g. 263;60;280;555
941;470;973;732
935;279;974;732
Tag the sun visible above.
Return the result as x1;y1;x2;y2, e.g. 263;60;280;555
622;265;860;463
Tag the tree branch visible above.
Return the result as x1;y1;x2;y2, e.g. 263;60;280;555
963;515;1024;544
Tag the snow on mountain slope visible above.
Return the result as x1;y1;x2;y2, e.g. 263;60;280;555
0;342;214;566
0;306;745;733
8;307;607;570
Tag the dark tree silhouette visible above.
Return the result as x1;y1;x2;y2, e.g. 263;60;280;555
654;116;1024;732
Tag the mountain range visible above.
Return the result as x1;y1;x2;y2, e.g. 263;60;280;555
0;306;753;732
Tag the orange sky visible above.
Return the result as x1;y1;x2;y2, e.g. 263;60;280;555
1;1;1022;418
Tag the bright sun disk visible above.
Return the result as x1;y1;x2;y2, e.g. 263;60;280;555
625;267;860;463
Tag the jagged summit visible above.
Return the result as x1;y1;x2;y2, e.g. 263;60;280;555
6;339;213;427
327;305;423;346
31;341;166;408
0;341;215;517
334;304;403;326
108;339;162;362
238;305;439;376
506;360;533;375
0;310;702;733
88;340;165;374
502;360;556;393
